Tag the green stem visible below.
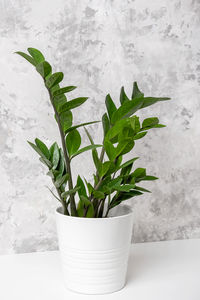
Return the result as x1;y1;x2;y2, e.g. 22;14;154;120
46;85;77;216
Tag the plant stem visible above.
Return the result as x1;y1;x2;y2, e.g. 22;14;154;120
55;186;69;215
46;85;77;216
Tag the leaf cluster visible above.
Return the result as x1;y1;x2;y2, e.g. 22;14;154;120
16;48;171;217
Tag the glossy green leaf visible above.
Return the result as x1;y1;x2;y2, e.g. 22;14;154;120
27;48;45;64
132;82;144;99
117;157;139;172
141;97;170;109
111;98;143;124
120;86;129;104
15;51;36;66
36;61;52;78
53;86;76;97
65;121;100;134
105;94;117;120
66;129;81;157
142;117;159;128
110;190;143;208
133;131;147;140
49;142;60;169
77;175;87;198
28;141;52;168
60;110;73;132
77;195;94;218
46;72;64;89
71;145;102;159
58;97;88;113
102;113;110;137
106;119;129;140
53;94;67;111
57;149;65;176
140;175;158;181
93;190;105;199
130;116;140;133
55;174;69;188
104;139;116;161
92;148;102;174
134;186;151;193
132;168;146;179
114;184;136;192
115;138;134;157
35;138;50;159
61;186;80;199
99;161;112;177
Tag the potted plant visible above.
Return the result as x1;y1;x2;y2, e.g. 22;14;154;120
16;48;170;294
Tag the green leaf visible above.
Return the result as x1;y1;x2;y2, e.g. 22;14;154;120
105;94;117;120
52;86;77;97
77;175;87;198
77;195;94;218
53;94;67;111
60;110;73;132
65;121;100;134
27;48;45;64
115;138;135;157
58;97;88;113
133;131;147;140
46;169;60;180
141;97;171;109
111;98;143;124
93;190;105;199
132;168;146;179
153;124;166;128
142;117;159;128
58;149;65;176
15;51;36;66
28;141;52;168
134;186;151;193
104;139;116;161
49;142;60;169
71;145;102;159
110;190;143;208
130;116;140;133
114;184;136;192
99;161;112;177
54;174;69;188
86;203;95;218
102;113;110;137
61;186;80;198
120;86;129;104
141;175;158;181
66;129;81;157
35;138;50;159
92;148;102;173
132;82;144;99
117;157;139;172
46;72;64;89
106;119;129;140
36;61;52;78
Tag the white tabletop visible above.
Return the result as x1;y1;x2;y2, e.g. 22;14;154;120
0;239;199;300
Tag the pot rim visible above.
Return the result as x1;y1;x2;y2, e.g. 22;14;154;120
56;204;133;221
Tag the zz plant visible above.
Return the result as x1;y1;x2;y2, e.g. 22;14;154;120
16;48;170;218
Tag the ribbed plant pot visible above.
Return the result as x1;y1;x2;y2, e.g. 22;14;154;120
56;205;133;295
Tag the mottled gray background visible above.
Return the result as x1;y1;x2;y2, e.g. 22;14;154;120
0;0;200;254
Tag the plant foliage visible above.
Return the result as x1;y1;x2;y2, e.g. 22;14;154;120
16;47;171;217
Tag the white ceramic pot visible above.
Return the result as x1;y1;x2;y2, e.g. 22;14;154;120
56;204;133;295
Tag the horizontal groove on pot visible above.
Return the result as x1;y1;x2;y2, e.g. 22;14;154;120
60;246;129;287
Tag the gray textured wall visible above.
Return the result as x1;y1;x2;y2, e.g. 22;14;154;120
0;0;200;254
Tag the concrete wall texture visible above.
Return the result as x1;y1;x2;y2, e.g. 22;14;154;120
0;0;200;254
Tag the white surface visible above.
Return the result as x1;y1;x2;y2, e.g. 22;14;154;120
0;239;199;300
56;205;133;294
